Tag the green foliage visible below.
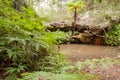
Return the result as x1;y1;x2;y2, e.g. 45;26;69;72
67;0;85;11
20;71;80;80
74;59;120;70
5;63;27;74
20;71;101;80
19;59;117;80
38;53;67;73
40;31;70;45
0;0;67;76
105;24;120;46
66;0;85;23
4;75;18;80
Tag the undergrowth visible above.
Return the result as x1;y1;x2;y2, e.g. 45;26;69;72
18;71;100;80
1;0;119;80
75;59;120;70
16;58;120;80
0;0;68;78
106;23;120;46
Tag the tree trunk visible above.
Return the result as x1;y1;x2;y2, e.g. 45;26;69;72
74;8;77;23
13;0;27;12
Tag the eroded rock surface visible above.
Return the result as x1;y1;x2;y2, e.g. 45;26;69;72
46;11;120;44
46;11;120;31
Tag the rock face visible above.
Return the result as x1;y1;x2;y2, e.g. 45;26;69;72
76;13;109;29
76;11;120;30
46;11;120;31
45;11;120;45
46;20;73;31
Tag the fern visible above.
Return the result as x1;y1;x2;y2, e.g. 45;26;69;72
106;23;120;45
5;63;27;75
20;71;101;80
0;0;67;76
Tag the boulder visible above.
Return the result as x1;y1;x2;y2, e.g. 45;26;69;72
71;33;92;43
46;20;73;31
45;11;120;44
46;11;120;31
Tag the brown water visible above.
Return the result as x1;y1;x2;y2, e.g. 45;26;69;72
59;44;120;62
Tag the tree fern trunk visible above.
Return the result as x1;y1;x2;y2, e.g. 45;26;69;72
13;0;27;12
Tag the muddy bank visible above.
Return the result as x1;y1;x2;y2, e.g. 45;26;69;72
59;44;120;62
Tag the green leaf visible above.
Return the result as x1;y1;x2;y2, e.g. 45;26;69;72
75;61;84;70
7;49;14;59
35;43;40;51
4;75;18;80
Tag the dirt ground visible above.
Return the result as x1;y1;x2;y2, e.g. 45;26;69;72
1;44;120;80
0;71;4;80
88;64;120;80
76;61;120;80
60;44;120;80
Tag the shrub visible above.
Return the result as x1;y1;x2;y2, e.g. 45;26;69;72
105;23;120;46
0;0;67;76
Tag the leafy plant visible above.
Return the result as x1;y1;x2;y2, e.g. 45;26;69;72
4;75;18;80
0;0;67;77
38;52;67;73
105;23;120;46
75;59;120;70
67;0;85;23
5;63;27;75
20;71;101;80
